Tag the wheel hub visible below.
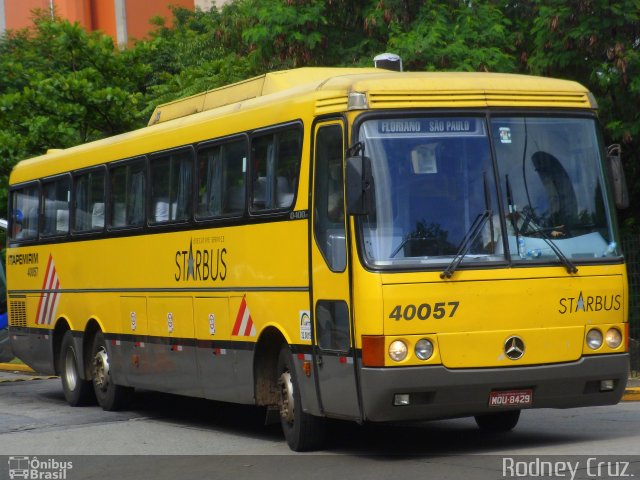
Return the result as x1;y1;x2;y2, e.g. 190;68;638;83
92;347;110;392
278;371;295;424
64;348;78;391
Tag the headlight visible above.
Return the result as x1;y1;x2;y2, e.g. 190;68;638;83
388;340;408;362
605;328;622;349
586;329;603;350
415;339;434;360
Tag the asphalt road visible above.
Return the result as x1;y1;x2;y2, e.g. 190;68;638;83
1;371;639;480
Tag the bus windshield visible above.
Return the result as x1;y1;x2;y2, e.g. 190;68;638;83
358;115;617;269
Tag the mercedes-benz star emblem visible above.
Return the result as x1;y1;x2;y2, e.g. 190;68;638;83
504;336;525;360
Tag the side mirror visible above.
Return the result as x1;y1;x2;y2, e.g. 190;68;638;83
345;155;372;215
607;144;629;209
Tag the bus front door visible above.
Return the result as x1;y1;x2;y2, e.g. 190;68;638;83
310;121;361;420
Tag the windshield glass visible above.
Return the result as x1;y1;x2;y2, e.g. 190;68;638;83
359;116;503;267
491;116;617;262
357;115;617;269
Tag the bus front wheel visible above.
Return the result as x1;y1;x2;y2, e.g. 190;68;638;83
474;410;520;433
58;330;94;406
277;345;326;451
91;331;132;411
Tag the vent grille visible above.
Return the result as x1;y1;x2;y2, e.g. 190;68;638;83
368;91;591;109
315;95;348;115
9;300;27;327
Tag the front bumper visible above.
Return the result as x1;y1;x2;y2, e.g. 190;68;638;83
360;354;629;422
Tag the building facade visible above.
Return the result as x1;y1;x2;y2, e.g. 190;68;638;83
0;0;227;48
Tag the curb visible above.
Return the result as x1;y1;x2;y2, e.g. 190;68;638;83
0;375;58;383
0;363;34;373
623;387;640;402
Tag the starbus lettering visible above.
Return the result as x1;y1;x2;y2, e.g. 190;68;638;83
175;239;227;282
558;291;622;314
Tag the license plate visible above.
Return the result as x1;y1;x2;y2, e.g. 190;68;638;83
488;389;533;407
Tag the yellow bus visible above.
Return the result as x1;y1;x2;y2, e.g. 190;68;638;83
7;63;630;451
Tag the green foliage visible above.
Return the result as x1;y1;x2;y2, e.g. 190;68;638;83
0;18;148;217
527;0;640;232
239;0;327;68
386;0;517;72
130;6;255;116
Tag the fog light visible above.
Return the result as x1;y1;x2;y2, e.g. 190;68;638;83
600;379;615;392
394;393;410;406
586;329;603;350
388;340;408;362
415;338;434;360
605;328;622;349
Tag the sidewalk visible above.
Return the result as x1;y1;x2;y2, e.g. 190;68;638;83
625;376;640;401
0;362;57;383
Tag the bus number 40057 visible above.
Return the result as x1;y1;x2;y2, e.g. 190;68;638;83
389;301;460;321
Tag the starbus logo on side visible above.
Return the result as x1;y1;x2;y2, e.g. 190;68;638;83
175;239;227;282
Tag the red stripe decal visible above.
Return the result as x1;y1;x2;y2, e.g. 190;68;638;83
35;255;54;325
231;297;246;336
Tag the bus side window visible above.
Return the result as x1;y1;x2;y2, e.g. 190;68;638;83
150;149;193;224
10;185;39;241
313;124;346;272
250;126;301;213
196;138;247;219
41;176;71;237
316;300;350;352
73;169;106;232
110;159;146;229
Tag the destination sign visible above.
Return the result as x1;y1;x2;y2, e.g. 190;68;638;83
375;118;483;136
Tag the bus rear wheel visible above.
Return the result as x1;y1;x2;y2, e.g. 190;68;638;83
277;345;326;451
474;410;520;433
59;330;94;406
91;331;132;411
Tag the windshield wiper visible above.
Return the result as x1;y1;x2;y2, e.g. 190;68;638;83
505;175;577;274
519;213;578;274
441;172;494;279
440;209;491;279
390;234;412;259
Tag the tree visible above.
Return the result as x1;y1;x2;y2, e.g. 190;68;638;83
378;0;517;72
131;5;254;115
526;0;640;231
0;17;150;211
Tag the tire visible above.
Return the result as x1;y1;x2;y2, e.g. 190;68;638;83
58;330;95;406
474;410;521;433
91;331;133;411
277;345;326;451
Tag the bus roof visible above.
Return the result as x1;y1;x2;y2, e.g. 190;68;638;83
10;68;594;185
147;67;381;126
148;68;593;126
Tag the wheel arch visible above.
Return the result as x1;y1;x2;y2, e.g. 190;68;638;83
253;326;287;406
53;316;104;380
